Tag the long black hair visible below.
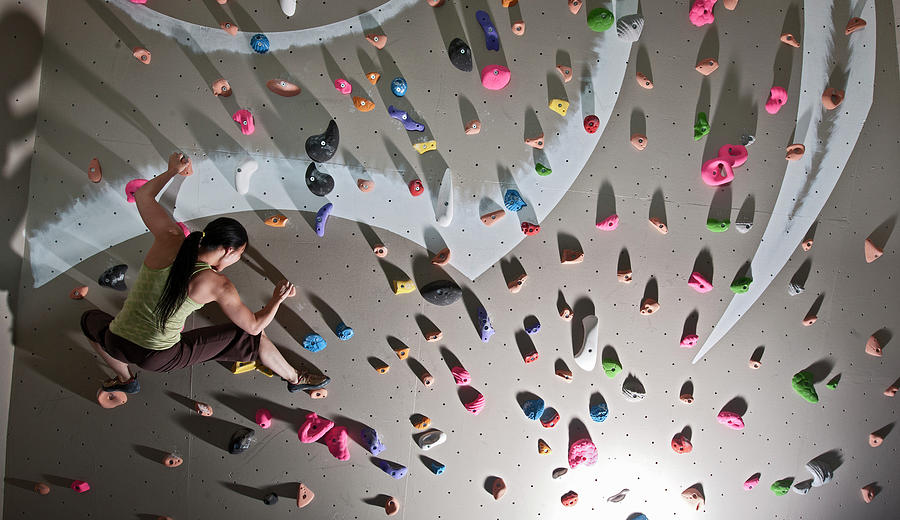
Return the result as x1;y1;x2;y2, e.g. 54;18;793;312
154;217;248;330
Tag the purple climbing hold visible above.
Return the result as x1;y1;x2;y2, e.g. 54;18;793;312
476;10;500;51
388;105;425;132
377;459;408;480
477;306;495;342
525;320;541;335
360;426;385;455
315;203;333;237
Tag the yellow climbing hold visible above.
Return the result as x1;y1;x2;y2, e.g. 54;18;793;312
392;279;417;295
548;98;569;117
230;361;258;374
413;140;437;154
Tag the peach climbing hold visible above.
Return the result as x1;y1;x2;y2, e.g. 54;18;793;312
334;78;351;95
749;358;762;369
296;483;314;508
884;385;898;397
865;335;883;357
420;372;434;387
373;244;388;257
34;482;50;495
508;273;527;293
481;64;511;90
366;34;387;49
649;217;668;234
680;334;699;348
860;485;876;503
680;393;694;404
568;438;598;468
636;72;654;89
557;65;573;83
307;388;327;399
617;270;633;283
561;491;579;507
802;239;814;251
425;331;442;342
689;0;716;27
465;120;481;135
672;432;693;454
869;432;883;447
559;306;573;321
357;179;374;192
432;248;451;266
163;453;183;468
132;47;151;64
266;79;300;97
864;238;883;263
786;144;805;161
682;486;705;511
744;475;760;490
255;409;272;429
845;17;866;35
70;286;89;299
97;389;127;409
87;158;102;183
556;368;573;381
765;86;788;115
212;78;232;97
561;250;584;264
464;392;486;415
630;133;648;150
491;478;507;500
264;214;288;227
427;0;444;5
717;410;745;430
780;33;800;47
568;0;583;15
511;21;525;35
71;480;91;493
352;96;375;112
688;271;713;293
701;157;735;186
723;0;738;9
525;135;545;149
385;497;400;516
548;98;569;117
822;88;844;110
640;298;659;315
220;21;239;35
194;401;213;416
481;209;506;226
596;214;620;231
695;58;719;76
232;109;255;135
802;314;817;326
413;140;437;154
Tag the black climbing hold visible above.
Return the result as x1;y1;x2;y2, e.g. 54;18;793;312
305;120;339;163
305;163;334;196
448;38;473;72
229;427;255;454
263;492;279;505
420;280;462;306
99;264;128;291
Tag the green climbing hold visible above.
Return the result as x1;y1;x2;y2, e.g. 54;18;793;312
771;478;794;496
587;8;614;32
535;163;552;176
791;371;819;403
706;218;730;232
602;359;622;378
693;112;710;140
826;374;841;390
730;276;753;294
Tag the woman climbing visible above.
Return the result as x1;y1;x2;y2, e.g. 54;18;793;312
80;152;329;395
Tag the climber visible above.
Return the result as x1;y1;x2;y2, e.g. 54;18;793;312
80;152;330;396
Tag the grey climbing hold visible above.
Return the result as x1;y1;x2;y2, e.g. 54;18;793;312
335;322;354;340
415;429;447;450
735;219;753;233
788;282;805;296
792;480;813;495
305;120;339;163
622;375;646;401
503;190;527;212
741;133;756;146
552;467;568;479
420;280;462;306
229;427;255;454
589;402;608;422
388;105;425;132
99;264;128;291
448;38;473;72
806;459;833;487
522;398;545;420
305;163;334;196
478;307;495;342
301;333;327;352
616;14;644;42
607;489;629;503
263;492;279;505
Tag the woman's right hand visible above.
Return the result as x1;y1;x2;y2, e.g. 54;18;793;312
273;280;297;303
167;152;192;176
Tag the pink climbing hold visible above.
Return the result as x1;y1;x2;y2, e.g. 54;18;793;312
255;409;272;429
129;0;147;3
481;65;511;90
765;86;788;114
568;438;598;469
298;412;335;443
717;410;745;430
596;214;619;231
334;78;352;95
680;334;699;348
125;179;147;203
744;475;760;490
70;480;91;493
718;144;749;167
232;109;255;135
688;272;713;293
322;425;350;461
689;0;717;27
464;392;486;415
700;157;735;186
177;222;190;237
451;366;471;386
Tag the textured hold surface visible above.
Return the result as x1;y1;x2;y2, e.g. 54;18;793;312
391;278;416;295
447;38;472;72
98;264;128;291
464;392;485;415
229;428;255;454
771;478;793;496
503;190;527;212
232;109;255;135
377;459;408;479
602;359;622;378
305;163;334;197
805;459;834;488
616;14;644;42
587;8;614;32
323;426;350;461
537;438;551;454
596;214;620;230
390;77;407;97
765;86;788;114
622;375;646;401
298;412;334;443
475;10;499;51
334;78;352;95
584;115;600;134
695;57;719;76
689;0;716;26
780;33;800;47
589;402;608;422
365;34;387;49
706;218;730;232
305;120;339;163
672;432;693;453
636;72;653;89
567;438;598;468
296;483;314;508
314;203;333;237
522;398;545;420
630;133;647;150
388;105;425;132
249;33;269;53
688;271;713;293
548;98;569;117
865;335;883;356
682;486;705;510
845;17;867;35
491;478;506;500
413;140;437;154
451;366;471;385
717;410;745;430
481;65;511;90
792;371;819;403
744;475;760;490
822;87;845;110
561;490;578;507
693;112;710;140
730;276;753;294
420;280;462;306
415;429;446;450
351;96;375;112
700;157;735;186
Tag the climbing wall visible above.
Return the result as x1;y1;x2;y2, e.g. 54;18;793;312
3;0;900;519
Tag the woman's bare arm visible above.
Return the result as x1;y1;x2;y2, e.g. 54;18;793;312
134;153;192;240
210;276;296;336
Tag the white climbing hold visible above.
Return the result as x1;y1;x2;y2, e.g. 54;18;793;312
280;0;297;16
435;168;453;227
573;315;599;372
235;159;258;195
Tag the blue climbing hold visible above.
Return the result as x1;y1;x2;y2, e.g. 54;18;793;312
335;322;354;340
377;459;408;479
391;77;408;97
503;190;527;212
522;398;545;420
301;333;327;352
360;426;385;455
589;402;608;422
250;34;270;54
424;457;446;475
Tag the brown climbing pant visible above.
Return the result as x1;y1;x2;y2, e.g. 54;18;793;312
80;309;260;372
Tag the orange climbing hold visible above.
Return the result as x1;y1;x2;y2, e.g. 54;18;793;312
695;58;719;76
87;158;102;183
822;88;844;110
352;96;375;112
525;134;545;149
801;239;814;251
220;21;239;35
357;179;374;192
568;0;582;15
395;347;409;360
617;270;633;283
465;120;482;135
212;78;232;97
97;389;127;409
373;244;388;257
132;47;151;64
511;21;525;35
425;331;442;342
640;298;659;315
865;335;883;357
264;215;288;227
636;72;653;89
306;388;327;399
412;414;431;430
786;144;805;161
481;209;506;226
630;134;648;151
561;250;584;264
70;286;89;299
649;217;668;234
508;273;527;293
864;238;883;263
296;483;314;508
780;33;800;47
501;0;518;6
366;34;387;49
845;17;866;35
559;306;573;321
431;248;451;266
267;79;301;97
556;368;573;381
374;361;390;374
557;65;573;83
365;72;381;85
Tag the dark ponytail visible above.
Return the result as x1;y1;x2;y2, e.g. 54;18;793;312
155;217;248;330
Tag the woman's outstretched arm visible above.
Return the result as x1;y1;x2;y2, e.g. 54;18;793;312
134;152;192;240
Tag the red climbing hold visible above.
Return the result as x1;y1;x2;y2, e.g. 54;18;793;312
672;432;693;453
561;491;579;507
87;158;102;183
409;179;424;196
521;222;540;236
584;115;600;133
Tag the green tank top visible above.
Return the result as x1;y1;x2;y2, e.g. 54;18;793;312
108;261;213;350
